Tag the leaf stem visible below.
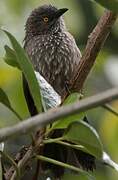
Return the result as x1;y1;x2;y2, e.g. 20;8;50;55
102;104;118;117
36;155;94;179
51;140;90;153
43;137;64;144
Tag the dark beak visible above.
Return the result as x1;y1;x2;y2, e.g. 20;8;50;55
54;8;68;19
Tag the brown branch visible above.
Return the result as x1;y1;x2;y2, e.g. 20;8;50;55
4;131;44;180
1;87;118;143
72;10;117;92
4;146;32;180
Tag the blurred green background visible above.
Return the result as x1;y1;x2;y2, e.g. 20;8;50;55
0;0;118;179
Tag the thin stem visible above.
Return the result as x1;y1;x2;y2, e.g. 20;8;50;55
54;140;89;152
43;137;64;144
43;139;91;156
102;104;118;117
0;151;20;179
36;155;94;179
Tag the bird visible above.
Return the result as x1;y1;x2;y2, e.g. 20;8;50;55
24;4;95;178
24;4;81;97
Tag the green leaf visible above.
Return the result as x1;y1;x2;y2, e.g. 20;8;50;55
51;93;84;130
52;113;84;130
4;45;20;69
0;88;11;109
0;88;22;120
3;30;42;113
93;0;118;13
63;93;81;105
63;121;103;159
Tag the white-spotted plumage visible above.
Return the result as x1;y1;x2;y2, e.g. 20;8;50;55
24;5;81;96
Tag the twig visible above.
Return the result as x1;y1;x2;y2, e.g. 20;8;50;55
10;130;45;180
102;104;118;117
1;87;118;143
10;146;33;180
0;151;20;179
4;146;29;180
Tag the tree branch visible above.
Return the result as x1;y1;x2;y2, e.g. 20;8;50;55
1;87;118;143
71;10;117;92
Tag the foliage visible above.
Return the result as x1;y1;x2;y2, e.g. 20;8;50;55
0;29;117;180
0;0;118;180
3;30;42;113
93;0;118;13
0;31;101;179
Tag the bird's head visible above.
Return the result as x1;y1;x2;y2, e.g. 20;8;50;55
25;5;68;36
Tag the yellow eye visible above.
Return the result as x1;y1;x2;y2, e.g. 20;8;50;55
43;17;49;23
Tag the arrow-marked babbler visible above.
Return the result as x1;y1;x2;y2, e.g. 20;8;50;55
24;4;81;96
24;4;95;178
